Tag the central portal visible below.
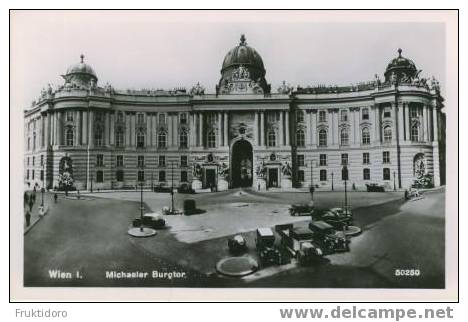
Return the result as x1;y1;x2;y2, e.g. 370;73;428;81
231;139;253;188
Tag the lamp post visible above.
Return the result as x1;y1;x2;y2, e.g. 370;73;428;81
331;172;334;191
393;171;396;191
139;181;144;232
342;165;349;212
41;161;45;207
170;162;175;214
90;174;93;193
151;172;154;192
309;160;315;201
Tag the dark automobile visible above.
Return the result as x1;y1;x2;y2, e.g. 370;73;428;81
289;203;314;216
311;207;353;230
366;183;385;192
308;220;350;253
228;235;248;255
132;213;166;229
255;228;282;266
177;183;195;194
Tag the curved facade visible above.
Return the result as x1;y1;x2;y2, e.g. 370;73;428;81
24;36;446;191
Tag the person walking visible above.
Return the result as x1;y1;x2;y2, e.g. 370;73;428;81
25;211;31;227
28;198;34;212
54;193;58;203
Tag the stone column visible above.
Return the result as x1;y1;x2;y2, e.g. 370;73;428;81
131;113;136;146
146;113;151;147
125;113;130;146
223;112;228;146
285;111;290;146
432;105;439;142
189;113;194;147
104;112;110;146
260;111;265;146
110;112;115;145
199;112;203;147
254;111;259;146
82;111;88;145
218;112;223;147
306;110;312;146
152;114;157;146
333;110;339;145
57;111;63;146
76;111;82;146
373;105;380;144
350;108;355;144
391;102;398;144
311;110;317;146
279;111;284;146
398;103;404;143
404;103;410;141
422;105;428;142
89;110;94;148
43;113;49;147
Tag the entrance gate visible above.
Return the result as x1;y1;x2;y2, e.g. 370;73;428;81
231;140;253;188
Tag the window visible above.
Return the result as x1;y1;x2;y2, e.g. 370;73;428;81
410;108;418;118
340;110;348;122
181;171;188;182
297;155;305;167
66;111;74;122
267;112;279;123
362;108;369;120
159;155;166;167
320;169;327;181
33;133;36;150
383;151;390;164
180;130;188;148
28;137;30;150
298;170;305;182
411;124;419;142
267;130;276;147
94;129;103;146
180;155;188;167
138;170;145;182
340;128;349;146
96;170;103;183
32;156;35;166
117;112;124;123
159;170;166;182
296;110;304;123
383;168;391;180
158;113;166;125
207;131;216;148
137;113;144;124
362;128;370;145
363;153;370;164
296;129;305;147
206;113;216;125
158;131;167;148
116;170;124;182
26;170;29;180
32;170;35;179
363;168;370;180
40;170;44;181
383;106;392;118
383;126;392;143
40;155;44;166
318;129;327;147
137;155;144;168
137;132;145;148
27;157;29;166
115;129;124;147
341;153;348;165
180;113;187;124
319;154;327;166
66;129;74;146
96;154;104;167
319;110;327;122
116;155;123;167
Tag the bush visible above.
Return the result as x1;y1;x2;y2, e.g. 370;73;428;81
184;199;196;215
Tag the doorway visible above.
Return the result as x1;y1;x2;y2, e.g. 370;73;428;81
231;139;253;188
205;168;217;190
268;168;279;188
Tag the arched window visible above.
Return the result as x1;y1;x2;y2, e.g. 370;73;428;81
383;126;392;143
340;128;349;146
179;130;188;148
318;129;327;147
158;131;167;148
136;132;145;148
296;110;304;123
66;129;74;146
362;128;370;145
207;131;216;148
115;129;124;147
267;130;276;147
296;129;305;147
411;124;419;142
94;128;103;146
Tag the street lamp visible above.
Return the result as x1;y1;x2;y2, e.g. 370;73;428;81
309;160;316;201
342;165;349;212
151;172;154;192
331;172;334;191
169;162;176;214
139;181;144;232
41;161;45;207
128;177;156;237
90;174;93;193
393;171;396;191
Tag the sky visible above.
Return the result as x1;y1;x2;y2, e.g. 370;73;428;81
11;11;446;109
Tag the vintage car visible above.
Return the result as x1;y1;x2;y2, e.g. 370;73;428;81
132;213;166;229
228;235;248;255
289;203;314;216
177;183;195;194
366;183;385;192
308;220;350;253
276;224;323;265
312;208;353;230
255;228;282;266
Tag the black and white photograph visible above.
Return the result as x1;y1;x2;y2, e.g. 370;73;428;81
10;10;458;302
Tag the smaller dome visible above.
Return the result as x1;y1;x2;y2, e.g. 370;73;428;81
384;48;418;82
62;54;98;87
66;54;97;78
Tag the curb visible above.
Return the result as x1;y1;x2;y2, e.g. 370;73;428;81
24;206;49;235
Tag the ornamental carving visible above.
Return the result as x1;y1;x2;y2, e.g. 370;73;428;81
190;82;205;96
218;65;264;95
277;81;292;94
281;162;292;177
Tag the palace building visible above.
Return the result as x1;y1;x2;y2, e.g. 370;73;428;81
24;35;446;191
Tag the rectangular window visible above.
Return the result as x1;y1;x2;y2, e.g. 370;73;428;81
383;151;390;164
206;113;216;124
32;170;35;179
319;110;327;122
410;107;418;118
137;170;145;182
159;170;166;182
32;156;35;166
362;108;369;120
137;133;145;148
320;169;327;181
340;110;348;122
383;106;392;118
41;155;44;166
296;111;304;123
137;113;144;124
116;155;124;167
341;153;348;165
159;155;166;167
180;155;188;167
181;170;188;182
297;155;305;167
298;170;305;182
383;168;391;180
319;154;327;166
26;169;29;180
158;113;166;125
137;155;144;168
180;113;187;124
116;170;124;182
96;154;104;167
40;170;44;181
96;170;103;183
27;157;29;166
267;111;279;123
66;111;74;122
363;168;370;180
363;153;370;164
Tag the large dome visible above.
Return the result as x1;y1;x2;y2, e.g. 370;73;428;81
62;54;98;87
384;48;418;82
221;34;265;73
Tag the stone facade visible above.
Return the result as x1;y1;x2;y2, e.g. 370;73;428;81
24;36;446;191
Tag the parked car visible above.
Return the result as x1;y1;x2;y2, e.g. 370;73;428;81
153;184;172;193
366;183;385;192
311;207;353;230
308;220;350;253
255;228;282;266
289;203;314;216
132;213;166;229
228;235;248;255
276;224;323;265
177;183;195;194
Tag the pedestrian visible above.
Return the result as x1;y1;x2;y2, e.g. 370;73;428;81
25;211;31;227
257;183;260;191
28;198;34;212
32;192;36;205
77;189;80;200
404;189;409;200
54;193;58;203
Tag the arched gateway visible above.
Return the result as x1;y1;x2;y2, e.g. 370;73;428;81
231;140;253;188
